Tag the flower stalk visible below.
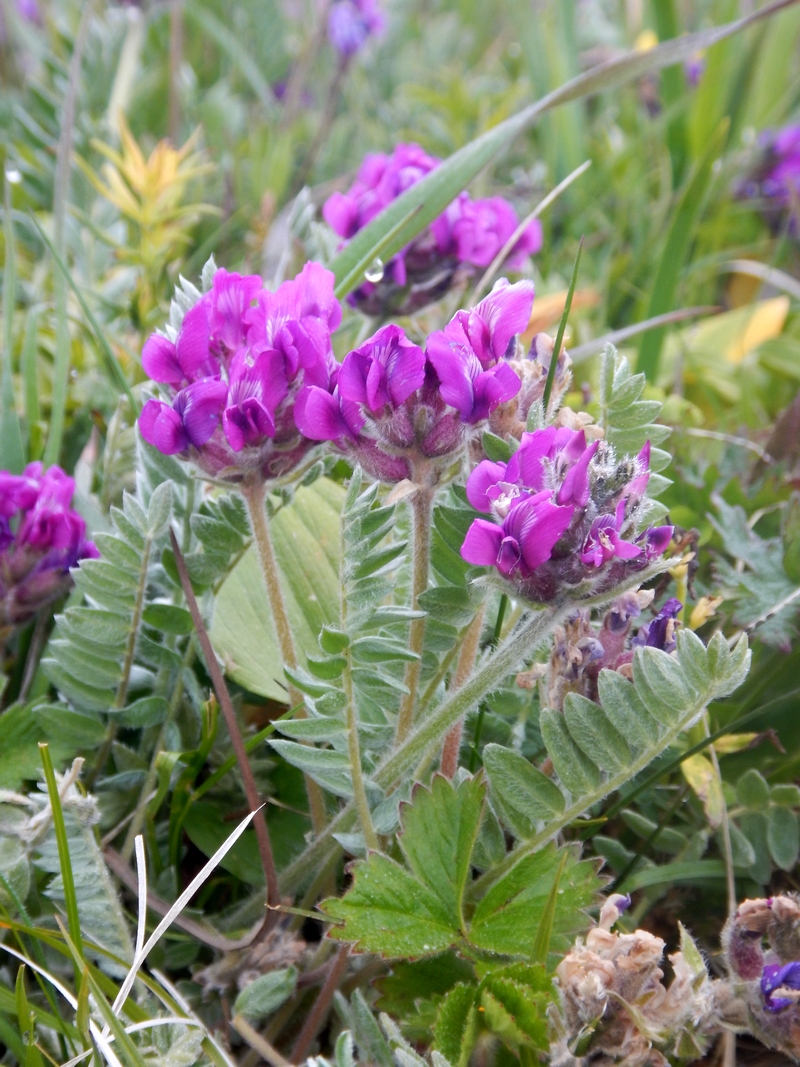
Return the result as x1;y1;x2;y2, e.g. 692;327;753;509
395;484;435;744
242;479;328;835
440;603;486;778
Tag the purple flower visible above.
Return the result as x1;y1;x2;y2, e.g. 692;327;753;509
633;597;682;653
762;962;800;1013
323;144;542;317
0;463;99;628
433;279;535;370
452;197;543;269
338;325;426;426
581;502;643;567
466;427;598;512
327;0;384;56
461;491;574;578
739;124;800;233
138;263;342;482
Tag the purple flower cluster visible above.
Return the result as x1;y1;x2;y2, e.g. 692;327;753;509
138;263;342;482
739;124;800;232
762;962;800;1013
0;464;98;628
461;429;673;602
327;0;384;56
323;143;542;316
295;278;534;482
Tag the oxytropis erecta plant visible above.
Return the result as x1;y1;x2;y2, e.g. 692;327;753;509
323;143;542;315
118;252;762;1067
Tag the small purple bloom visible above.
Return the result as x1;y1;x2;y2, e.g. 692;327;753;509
207;269;263;353
452;197;542;269
633;597;682;653
461;490;574;577
142;301;215;388
440;278;535;370
581;502;642;568
762;962;800;1013
327;0;384;56
338;325;426;425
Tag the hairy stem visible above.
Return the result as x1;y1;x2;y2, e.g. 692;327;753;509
170;530;281;927
290;946;349;1063
395;486;434;744
441;604;486;779
242;480;327;834
279;602;567;895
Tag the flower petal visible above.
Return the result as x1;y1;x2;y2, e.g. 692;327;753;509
461;518;503;567
139;399;189;455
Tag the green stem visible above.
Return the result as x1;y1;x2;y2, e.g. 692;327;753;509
279;601;568;895
395;486;434;744
343;650;378;851
705;711;737;918
441;604;486;779
242;479;327;835
39;744;84;984
2;172;24;473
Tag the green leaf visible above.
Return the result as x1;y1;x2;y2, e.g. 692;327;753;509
768;806;800;871
539;709;600;795
233;968;297;1024
322;776;485;957
469;844;599;958
398;775;485;931
32;705;106;748
323;852;458;957
563;693;631;774
483;744;565;839
771;784;800;808
478;968;550;1051
269;739;354;798
141;604;194;635
210;479;343;701
736;768;771;812
434;984;478;1067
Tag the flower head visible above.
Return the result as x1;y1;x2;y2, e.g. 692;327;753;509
327;0;384;56
323;143;542;316
461;429;673;603
0;464;98;628
738;124;800;233
295;280;531;483
138;263;342;482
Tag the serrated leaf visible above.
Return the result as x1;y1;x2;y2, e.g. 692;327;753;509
323;853;458;957
434;984;478;1067
399;775;485;931
469;843;599;957
478;973;550;1051
483;744;565;839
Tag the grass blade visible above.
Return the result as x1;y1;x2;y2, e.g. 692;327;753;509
637;119;728;380
38;746;84;980
2;171;26;473
542;236;583;413
569;306;719;364
30;216;137;413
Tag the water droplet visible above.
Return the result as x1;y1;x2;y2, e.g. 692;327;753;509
364;257;384;284
5;167;22;185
